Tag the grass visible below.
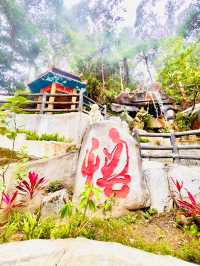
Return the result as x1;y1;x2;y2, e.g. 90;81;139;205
0;211;200;264
17;129;72;143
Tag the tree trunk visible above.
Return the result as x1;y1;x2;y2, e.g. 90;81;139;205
143;53;153;82
101;62;105;91
123;57;129;86
119;62;124;92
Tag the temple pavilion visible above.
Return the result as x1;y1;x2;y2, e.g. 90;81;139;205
27;67;86;112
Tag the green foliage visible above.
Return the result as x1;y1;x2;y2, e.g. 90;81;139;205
45;180;65;193
60;201;73;219
1;210;200;264
158;38;200;107
138;137;150;143
143;208;158;220
12;147;30;180
175;112;193;131
0;212;22;242
1;96;30;114
17;129;71;143
184;224;200;238
0;212;55;242
130;108;153;131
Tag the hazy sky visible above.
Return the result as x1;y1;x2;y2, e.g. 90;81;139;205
64;0;141;25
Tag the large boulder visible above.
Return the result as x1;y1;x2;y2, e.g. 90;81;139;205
0;238;195;266
73;120;150;216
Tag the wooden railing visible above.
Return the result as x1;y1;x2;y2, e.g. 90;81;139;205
0;92;107;116
133;129;200;161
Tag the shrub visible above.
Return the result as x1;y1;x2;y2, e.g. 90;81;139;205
0;212;55;242
45;180;65;193
17;129;72;143
2;191;23;215
138;137;150;143
175;112;193;131
171;177;200;229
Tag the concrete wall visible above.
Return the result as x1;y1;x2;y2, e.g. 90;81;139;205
143;160;200;212
0;134;77;158
9;112;90;144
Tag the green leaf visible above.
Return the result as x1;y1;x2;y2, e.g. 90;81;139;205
88;200;96;212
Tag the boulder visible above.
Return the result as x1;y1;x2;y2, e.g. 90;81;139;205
73;120;150;216
0;238;195;266
41;189;68;217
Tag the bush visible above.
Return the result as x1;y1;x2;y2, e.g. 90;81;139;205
45;180;65;193
175;112;193;131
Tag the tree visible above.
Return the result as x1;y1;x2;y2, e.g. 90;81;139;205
158;37;200;108
0;0;41;91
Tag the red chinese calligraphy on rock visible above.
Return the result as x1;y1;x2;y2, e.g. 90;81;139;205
96;128;131;198
81;137;100;184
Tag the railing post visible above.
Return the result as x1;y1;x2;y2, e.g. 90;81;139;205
103;105;107;117
40;93;46;114
170;132;179;163
133;130;142;159
78;89;85;112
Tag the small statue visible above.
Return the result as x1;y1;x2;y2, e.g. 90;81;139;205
89;104;103;125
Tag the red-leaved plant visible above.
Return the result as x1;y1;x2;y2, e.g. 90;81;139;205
16;171;47;199
2;190;23;214
171;177;200;217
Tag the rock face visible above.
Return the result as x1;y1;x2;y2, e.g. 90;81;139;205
41;189;68;217
0;238;196;266
73;120;150;215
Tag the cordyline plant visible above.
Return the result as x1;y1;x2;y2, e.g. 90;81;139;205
1;171;47;217
2;191;23;214
171;177;200;217
16;171;47;199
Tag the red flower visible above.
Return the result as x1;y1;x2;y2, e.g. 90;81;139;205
16;171;47;199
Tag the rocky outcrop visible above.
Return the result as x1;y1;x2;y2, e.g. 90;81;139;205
0;238;195;266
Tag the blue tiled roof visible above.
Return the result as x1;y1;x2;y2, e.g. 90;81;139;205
28;68;86;93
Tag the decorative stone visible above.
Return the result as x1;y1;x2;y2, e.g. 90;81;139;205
73;120;150;215
41;189;68;217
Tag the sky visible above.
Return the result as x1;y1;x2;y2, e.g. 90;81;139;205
64;0;141;25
